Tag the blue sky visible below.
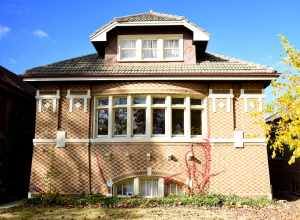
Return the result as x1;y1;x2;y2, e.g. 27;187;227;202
0;0;299;76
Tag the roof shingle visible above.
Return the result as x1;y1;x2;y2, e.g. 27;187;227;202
23;52;278;79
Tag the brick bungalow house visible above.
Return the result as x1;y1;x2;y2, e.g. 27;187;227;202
23;11;279;198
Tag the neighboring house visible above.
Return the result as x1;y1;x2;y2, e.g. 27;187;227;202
266;115;300;196
23;11;279;198
0;66;35;203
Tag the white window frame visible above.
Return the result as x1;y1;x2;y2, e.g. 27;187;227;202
117;34;184;62
94;94;206;142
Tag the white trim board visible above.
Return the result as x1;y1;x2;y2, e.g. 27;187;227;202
33;138;266;144
90;20;209;42
23;76;277;82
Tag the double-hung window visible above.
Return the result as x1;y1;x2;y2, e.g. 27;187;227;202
142;40;158;59
118;35;183;61
164;39;180;59
119;39;137;60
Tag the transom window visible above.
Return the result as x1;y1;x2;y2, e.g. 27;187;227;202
95;95;205;139
118;35;183;61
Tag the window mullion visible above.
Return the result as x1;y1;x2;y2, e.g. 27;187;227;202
136;39;142;61
157;38;164;60
108;96;113;138
127;95;132;137
185;96;191;138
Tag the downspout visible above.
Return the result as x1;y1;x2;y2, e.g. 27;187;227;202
88;84;92;194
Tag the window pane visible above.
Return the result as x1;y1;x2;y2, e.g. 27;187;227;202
97;98;108;106
153;97;165;104
142;50;157;59
164;49;179;58
115;180;133;196
152;109;165;135
172;109;184;135
142;40;157;48
191;99;202;105
191;110;202;135
120;40;136;48
120;50;136;59
114;108;127;135
133;109;146;135
133;97;146;104
113;97;127;105
164;40;179;48
97;109;108;135
140;179;158;197
172;98;184;105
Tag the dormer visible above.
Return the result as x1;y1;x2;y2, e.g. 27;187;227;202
90;11;210;64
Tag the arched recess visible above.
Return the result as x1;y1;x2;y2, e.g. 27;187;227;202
112;172;186;197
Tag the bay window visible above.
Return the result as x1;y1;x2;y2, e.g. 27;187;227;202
95;95;205;139
118;35;183;61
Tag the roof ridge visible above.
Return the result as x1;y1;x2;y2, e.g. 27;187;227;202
114;10;185;21
207;52;275;71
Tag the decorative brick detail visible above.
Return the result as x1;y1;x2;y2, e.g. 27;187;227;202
208;97;234;138
60;96;90;139
235;94;264;139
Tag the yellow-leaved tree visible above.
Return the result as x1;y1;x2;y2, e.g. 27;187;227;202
264;35;300;164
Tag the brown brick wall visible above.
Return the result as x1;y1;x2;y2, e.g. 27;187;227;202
30;142;271;198
210;143;271;198
30;143;89;194
30;81;271;198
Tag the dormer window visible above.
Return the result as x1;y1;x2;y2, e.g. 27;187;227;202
164;40;180;58
142;40;158;59
120;40;137;59
118;35;183;61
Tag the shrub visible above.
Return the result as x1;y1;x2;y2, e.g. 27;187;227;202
26;193;272;208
